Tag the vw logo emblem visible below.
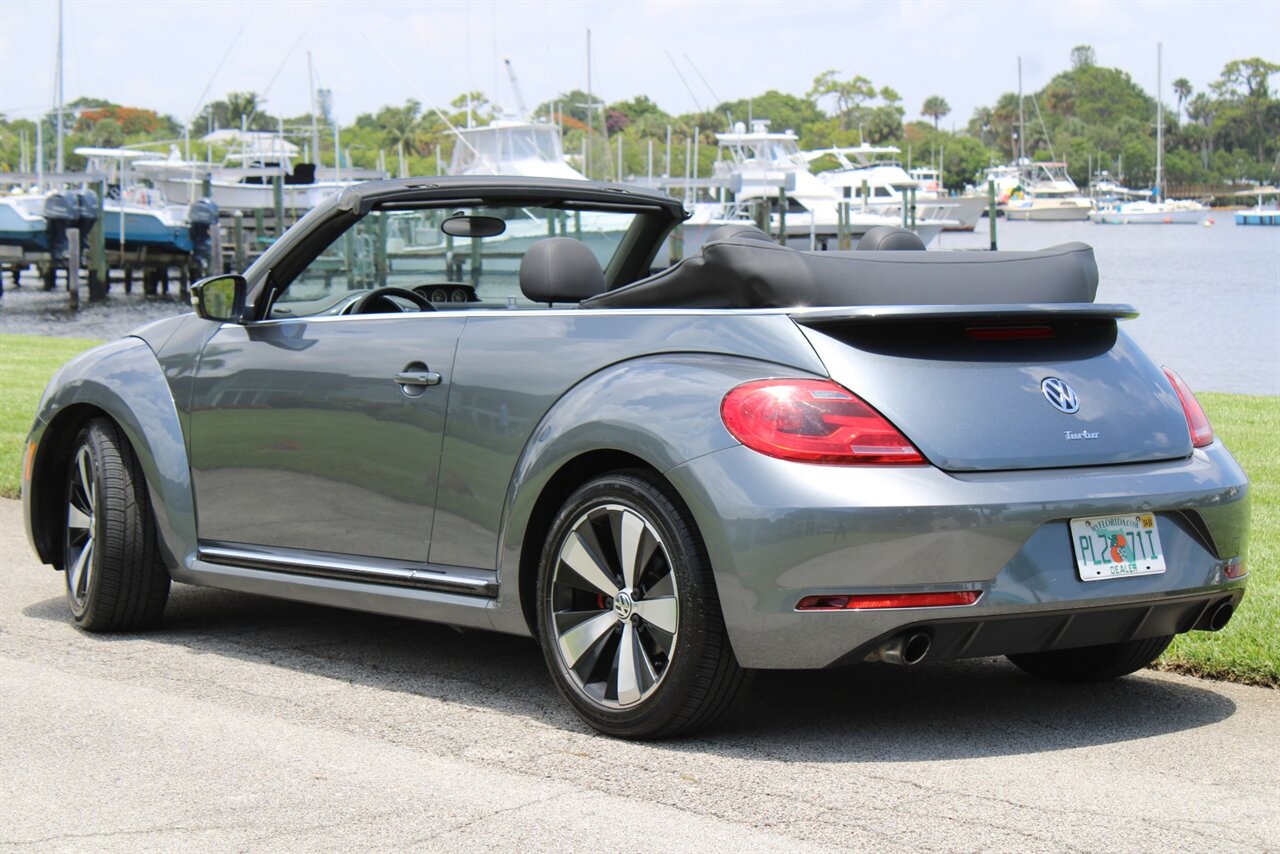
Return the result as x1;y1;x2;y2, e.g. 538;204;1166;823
613;591;635;620
1041;377;1080;414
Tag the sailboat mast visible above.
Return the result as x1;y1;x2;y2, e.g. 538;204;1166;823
308;51;321;168
1156;43;1164;201
586;28;593;180
54;0;65;175
1017;56;1025;164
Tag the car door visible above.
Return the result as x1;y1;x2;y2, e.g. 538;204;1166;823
186;204;467;565
187;312;464;563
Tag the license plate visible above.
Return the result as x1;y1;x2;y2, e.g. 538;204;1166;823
1069;513;1166;581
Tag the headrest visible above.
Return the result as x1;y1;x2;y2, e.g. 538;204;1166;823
703;223;773;245
857;226;926;251
519;237;605;303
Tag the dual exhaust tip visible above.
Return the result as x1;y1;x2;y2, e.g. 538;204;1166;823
871;599;1235;667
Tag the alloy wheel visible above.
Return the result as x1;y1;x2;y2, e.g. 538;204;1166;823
547;503;680;709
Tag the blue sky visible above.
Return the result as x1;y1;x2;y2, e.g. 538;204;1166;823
2;0;1278;130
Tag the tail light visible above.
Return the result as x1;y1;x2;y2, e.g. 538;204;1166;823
1162;367;1214;448
720;378;924;465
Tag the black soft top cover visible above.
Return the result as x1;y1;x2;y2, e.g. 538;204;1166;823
583;235;1100;309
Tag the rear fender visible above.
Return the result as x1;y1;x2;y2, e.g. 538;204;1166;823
24;338;195;576
490;353;812;635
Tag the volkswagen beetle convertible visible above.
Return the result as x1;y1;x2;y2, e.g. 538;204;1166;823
22;177;1249;739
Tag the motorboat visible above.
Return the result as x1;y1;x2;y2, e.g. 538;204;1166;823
1003;162;1093;221
1234;187;1280;226
801;144;964;231
0;190;53;253
133;131;381;212
447;119;585;180
711;122;947;247
75;148;204;253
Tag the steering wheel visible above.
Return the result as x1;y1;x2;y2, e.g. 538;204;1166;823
346;287;437;315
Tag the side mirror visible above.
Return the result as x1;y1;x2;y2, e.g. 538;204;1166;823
191;274;247;322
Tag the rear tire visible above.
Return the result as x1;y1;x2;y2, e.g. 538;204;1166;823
63;419;170;632
1007;635;1174;683
535;470;744;739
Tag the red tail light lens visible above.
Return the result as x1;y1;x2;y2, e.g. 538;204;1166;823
721;378;924;465
796;591;981;611
1162;367;1214;448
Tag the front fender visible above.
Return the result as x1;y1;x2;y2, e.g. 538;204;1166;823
489;353;819;635
23;337;195;575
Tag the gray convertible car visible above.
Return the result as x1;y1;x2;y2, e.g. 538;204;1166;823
22;177;1249;738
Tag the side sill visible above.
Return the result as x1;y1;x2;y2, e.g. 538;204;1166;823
198;541;498;598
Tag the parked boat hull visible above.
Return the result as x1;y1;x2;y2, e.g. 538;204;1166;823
1235;209;1280;226
1004;199;1093;221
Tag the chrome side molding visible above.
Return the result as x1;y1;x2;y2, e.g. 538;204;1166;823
198;541;498;597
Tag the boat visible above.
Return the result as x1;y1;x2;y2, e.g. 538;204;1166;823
908;166;988;231
1089;198;1206;225
133;131;382;211
799;143;967;231
1003;161;1094;221
1087;45;1206;226
76;148;202;253
710;121;949;247
447;119;585;180
1234;187;1280;225
0;190;53;253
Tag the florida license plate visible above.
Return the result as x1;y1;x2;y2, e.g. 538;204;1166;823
1069;513;1166;581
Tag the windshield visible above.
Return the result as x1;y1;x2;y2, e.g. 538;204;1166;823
270;201;642;316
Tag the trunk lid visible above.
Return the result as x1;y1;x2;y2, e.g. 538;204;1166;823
794;304;1193;472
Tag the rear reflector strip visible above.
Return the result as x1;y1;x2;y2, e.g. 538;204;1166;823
796;591;981;611
1223;558;1247;580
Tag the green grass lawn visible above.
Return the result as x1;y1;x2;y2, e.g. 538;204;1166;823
0;332;1275;686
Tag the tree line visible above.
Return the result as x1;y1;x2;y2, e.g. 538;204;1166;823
1;46;1275;193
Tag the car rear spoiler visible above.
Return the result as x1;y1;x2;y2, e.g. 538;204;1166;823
787;303;1139;326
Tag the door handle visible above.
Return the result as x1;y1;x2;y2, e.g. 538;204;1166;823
394;370;442;387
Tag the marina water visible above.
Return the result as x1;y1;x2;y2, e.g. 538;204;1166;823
939;219;1280;396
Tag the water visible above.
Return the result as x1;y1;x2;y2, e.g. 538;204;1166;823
3;217;1277;396
936;218;1280;396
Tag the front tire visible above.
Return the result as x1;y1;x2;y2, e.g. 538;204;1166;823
1006;635;1174;683
63;419;170;632
535;471;743;739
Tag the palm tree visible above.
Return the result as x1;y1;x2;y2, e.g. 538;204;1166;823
1172;78;1192;123
922;95;950;130
225;91;261;130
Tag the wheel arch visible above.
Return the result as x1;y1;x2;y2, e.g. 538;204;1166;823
514;449;660;635
24;338;195;576
492;353;801;637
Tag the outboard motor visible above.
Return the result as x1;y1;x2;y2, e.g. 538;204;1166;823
43;192;76;265
187;196;219;278
74;189;99;259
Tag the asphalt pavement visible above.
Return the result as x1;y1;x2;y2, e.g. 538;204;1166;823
2;497;1277;852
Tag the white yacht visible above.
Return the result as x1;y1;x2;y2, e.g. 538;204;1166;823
133;131;381;211
447;119;585;180
710;122;946;247
1003;162;1093;221
908;167;988;231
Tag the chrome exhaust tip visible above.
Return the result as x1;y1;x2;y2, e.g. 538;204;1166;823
874;632;932;666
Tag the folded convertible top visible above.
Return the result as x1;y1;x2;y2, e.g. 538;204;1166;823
583;238;1100;309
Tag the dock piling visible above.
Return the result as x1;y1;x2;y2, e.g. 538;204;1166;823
67;228;80;310
987;180;998;251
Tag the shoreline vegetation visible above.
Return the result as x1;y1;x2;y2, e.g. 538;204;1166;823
0;333;1274;688
2;47;1277;197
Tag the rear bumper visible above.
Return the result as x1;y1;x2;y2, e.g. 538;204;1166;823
668;442;1249;669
